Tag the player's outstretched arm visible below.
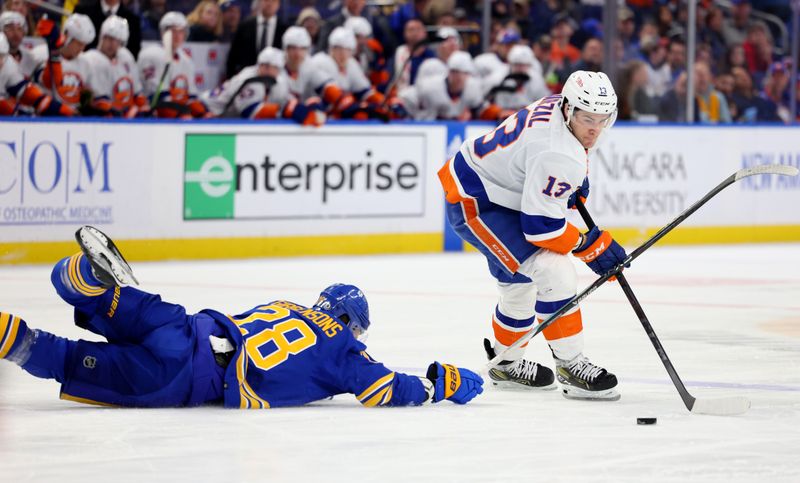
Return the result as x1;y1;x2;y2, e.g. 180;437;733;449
426;361;484;405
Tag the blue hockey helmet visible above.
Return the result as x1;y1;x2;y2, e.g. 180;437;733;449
313;283;370;337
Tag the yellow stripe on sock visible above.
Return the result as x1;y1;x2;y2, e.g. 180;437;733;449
357;373;394;402
0;314;21;359
68;254;105;297
363;386;391;408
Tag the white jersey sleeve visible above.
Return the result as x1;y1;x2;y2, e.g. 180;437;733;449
416;58;447;82
0;57;26;98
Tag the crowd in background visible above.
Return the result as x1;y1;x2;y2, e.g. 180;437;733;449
0;0;797;123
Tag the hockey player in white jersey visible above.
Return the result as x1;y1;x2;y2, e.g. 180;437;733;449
0;11;38;78
438;71;626;401
397;51;502;121
490;45;550;112
203;46;324;125
83;16;148;117
415;27;460;82
0;32;74;116
280;26;347;112
31;13;95;112
308;26;386;119
138;12;208;118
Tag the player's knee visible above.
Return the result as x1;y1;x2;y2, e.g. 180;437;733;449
497;282;536;319
531;251;577;295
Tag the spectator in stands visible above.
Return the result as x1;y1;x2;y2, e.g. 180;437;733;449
345;16;389;92
742;23;774;87
694;61;731;124
640;37;670;98
700;7;727;64
140;0;167;42
559;36;602;84
391;18;435;93
226;0;288;79
730;65;780;122
665;38;686;83
722;0;771;47
549;13;579;70
187;0;223;42
389;0;430;41
2;0;34;35
618;7;640;62
618;59;659;122
317;0;365;52
218;0;240;43
715;71;736;118
761;60;791;123
532;34;558;90
296;7;322;50
659;71;688;122
722;43;747;73
74;0;141;58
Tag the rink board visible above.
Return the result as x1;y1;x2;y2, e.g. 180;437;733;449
0;119;798;263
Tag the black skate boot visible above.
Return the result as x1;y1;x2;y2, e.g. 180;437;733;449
484;339;556;390
75;226;139;288
555;353;619;401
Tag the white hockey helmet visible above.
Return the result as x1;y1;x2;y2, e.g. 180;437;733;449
344;16;372;38
507;45;535;66
447;51;474;74
328;26;356;51
159;11;188;33
257;46;285;69
0;32;9;56
561;70;617;126
100;15;130;44
64;14;96;45
436;26;461;46
282;26;311;49
0;11;27;33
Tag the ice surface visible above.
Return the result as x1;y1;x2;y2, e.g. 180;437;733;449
1;244;798;482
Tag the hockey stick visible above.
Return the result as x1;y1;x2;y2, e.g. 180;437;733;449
150;30;173;110
487;164;798;378
575;198;750;416
220;75;276;118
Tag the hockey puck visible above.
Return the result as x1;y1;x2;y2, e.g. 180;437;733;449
637;417;657;425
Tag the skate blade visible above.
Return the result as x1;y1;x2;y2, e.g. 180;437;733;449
78;227;139;286
561;387;620;401
490;379;559;391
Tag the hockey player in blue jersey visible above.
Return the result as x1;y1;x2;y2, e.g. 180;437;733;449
0;226;483;408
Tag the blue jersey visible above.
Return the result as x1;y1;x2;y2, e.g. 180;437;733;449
203;300;430;409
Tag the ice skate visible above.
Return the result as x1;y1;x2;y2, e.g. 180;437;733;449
483;339;556;390
75;226;139;288
555;353;619;401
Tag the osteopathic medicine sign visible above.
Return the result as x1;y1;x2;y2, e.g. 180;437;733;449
0;128;115;226
183;132;427;220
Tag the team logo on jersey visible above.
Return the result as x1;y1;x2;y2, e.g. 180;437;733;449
170;74;190;103
83;356;97;369
58;71;85;105
113;77;134;108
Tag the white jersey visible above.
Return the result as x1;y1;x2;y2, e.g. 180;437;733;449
202;65;291;117
32;46;93;108
138;45;197;103
444;93;592;245
84;47;141;110
0;56;26;98
12;45;44;79
308;52;371;98
492;70;550;111
398;74;486;121
415;57;447;82
283;58;331;101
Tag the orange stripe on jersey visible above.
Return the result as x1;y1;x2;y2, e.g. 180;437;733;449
438;159;466;204
492;318;530;347
531;223;581;255
252;102;280;119
539;309;583;341
321;83;343;104
19;83;44;106
462;198;520;273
